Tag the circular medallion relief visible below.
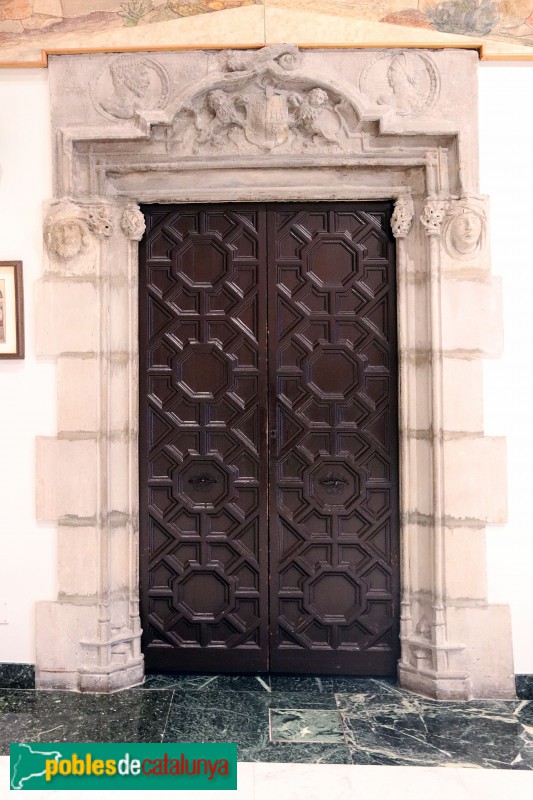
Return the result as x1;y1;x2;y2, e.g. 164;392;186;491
359;51;439;118
90;55;170;122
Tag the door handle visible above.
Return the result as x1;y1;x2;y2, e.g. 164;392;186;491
188;473;217;490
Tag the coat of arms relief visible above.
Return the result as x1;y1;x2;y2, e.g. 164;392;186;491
171;81;362;154
166;45;365;155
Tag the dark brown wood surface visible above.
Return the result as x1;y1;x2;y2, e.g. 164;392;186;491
139;202;399;675
267;204;400;674
139;206;269;671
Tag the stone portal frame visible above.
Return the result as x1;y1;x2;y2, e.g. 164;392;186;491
35;46;513;698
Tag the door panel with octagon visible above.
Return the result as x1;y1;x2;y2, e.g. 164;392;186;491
139;202;399;674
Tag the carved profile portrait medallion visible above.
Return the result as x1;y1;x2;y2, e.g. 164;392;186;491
360;51;439;118
91;55;170;122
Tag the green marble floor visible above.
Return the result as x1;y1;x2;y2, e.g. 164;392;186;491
0;667;532;769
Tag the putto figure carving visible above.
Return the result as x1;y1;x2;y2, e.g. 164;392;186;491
291;88;343;144
121;205;146;241
91;56;170;122
45;212;91;261
360;51;439;118
444;198;486;258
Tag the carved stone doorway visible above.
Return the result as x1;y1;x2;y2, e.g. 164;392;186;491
138;201;400;675
35;45;513;699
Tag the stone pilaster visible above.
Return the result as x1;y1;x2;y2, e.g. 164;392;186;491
35;199;144;692
396;192;513;699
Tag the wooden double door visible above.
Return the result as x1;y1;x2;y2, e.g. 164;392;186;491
139;202;400;675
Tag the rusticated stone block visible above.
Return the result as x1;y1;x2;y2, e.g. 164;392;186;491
443;436;507;523
36;278;99;356
36;437;97;522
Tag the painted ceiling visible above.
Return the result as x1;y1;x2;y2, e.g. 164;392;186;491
0;0;532;65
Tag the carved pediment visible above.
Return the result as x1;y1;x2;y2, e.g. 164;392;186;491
171;79;364;156
168;48;366;157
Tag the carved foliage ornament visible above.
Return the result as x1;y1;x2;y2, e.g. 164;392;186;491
121;206;146;242
420;198;448;236
87;205;114;238
172;79;363;155
391;194;414;239
444;197;486;259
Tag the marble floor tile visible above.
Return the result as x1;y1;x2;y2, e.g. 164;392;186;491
0;664;34;691
269;674;395;695
336;684;533;770
252;743;352;764
163;688;346;762
269;709;344;742
268;676;331;694
2;676;532;772
0;689;171;756
140;672;272;693
516;675;533;700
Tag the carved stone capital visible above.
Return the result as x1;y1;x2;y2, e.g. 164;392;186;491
391;193;414;238
44;202;92;261
443;196;487;259
121;205;146;241
420;197;448;236
87;204;114;238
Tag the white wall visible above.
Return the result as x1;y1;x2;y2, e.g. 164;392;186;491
0;70;57;663
479;62;533;674
0;62;532;672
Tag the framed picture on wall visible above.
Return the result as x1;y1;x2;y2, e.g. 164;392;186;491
0;261;24;360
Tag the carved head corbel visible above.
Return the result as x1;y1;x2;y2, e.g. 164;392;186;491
44;203;91;261
444;196;487;259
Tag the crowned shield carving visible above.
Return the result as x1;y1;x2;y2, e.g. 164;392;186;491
244;88;290;150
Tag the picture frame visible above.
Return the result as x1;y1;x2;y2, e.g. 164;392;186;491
0;261;25;360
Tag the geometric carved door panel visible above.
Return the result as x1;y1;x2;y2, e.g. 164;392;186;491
267;204;400;674
139;202;399;674
138;205;269;672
